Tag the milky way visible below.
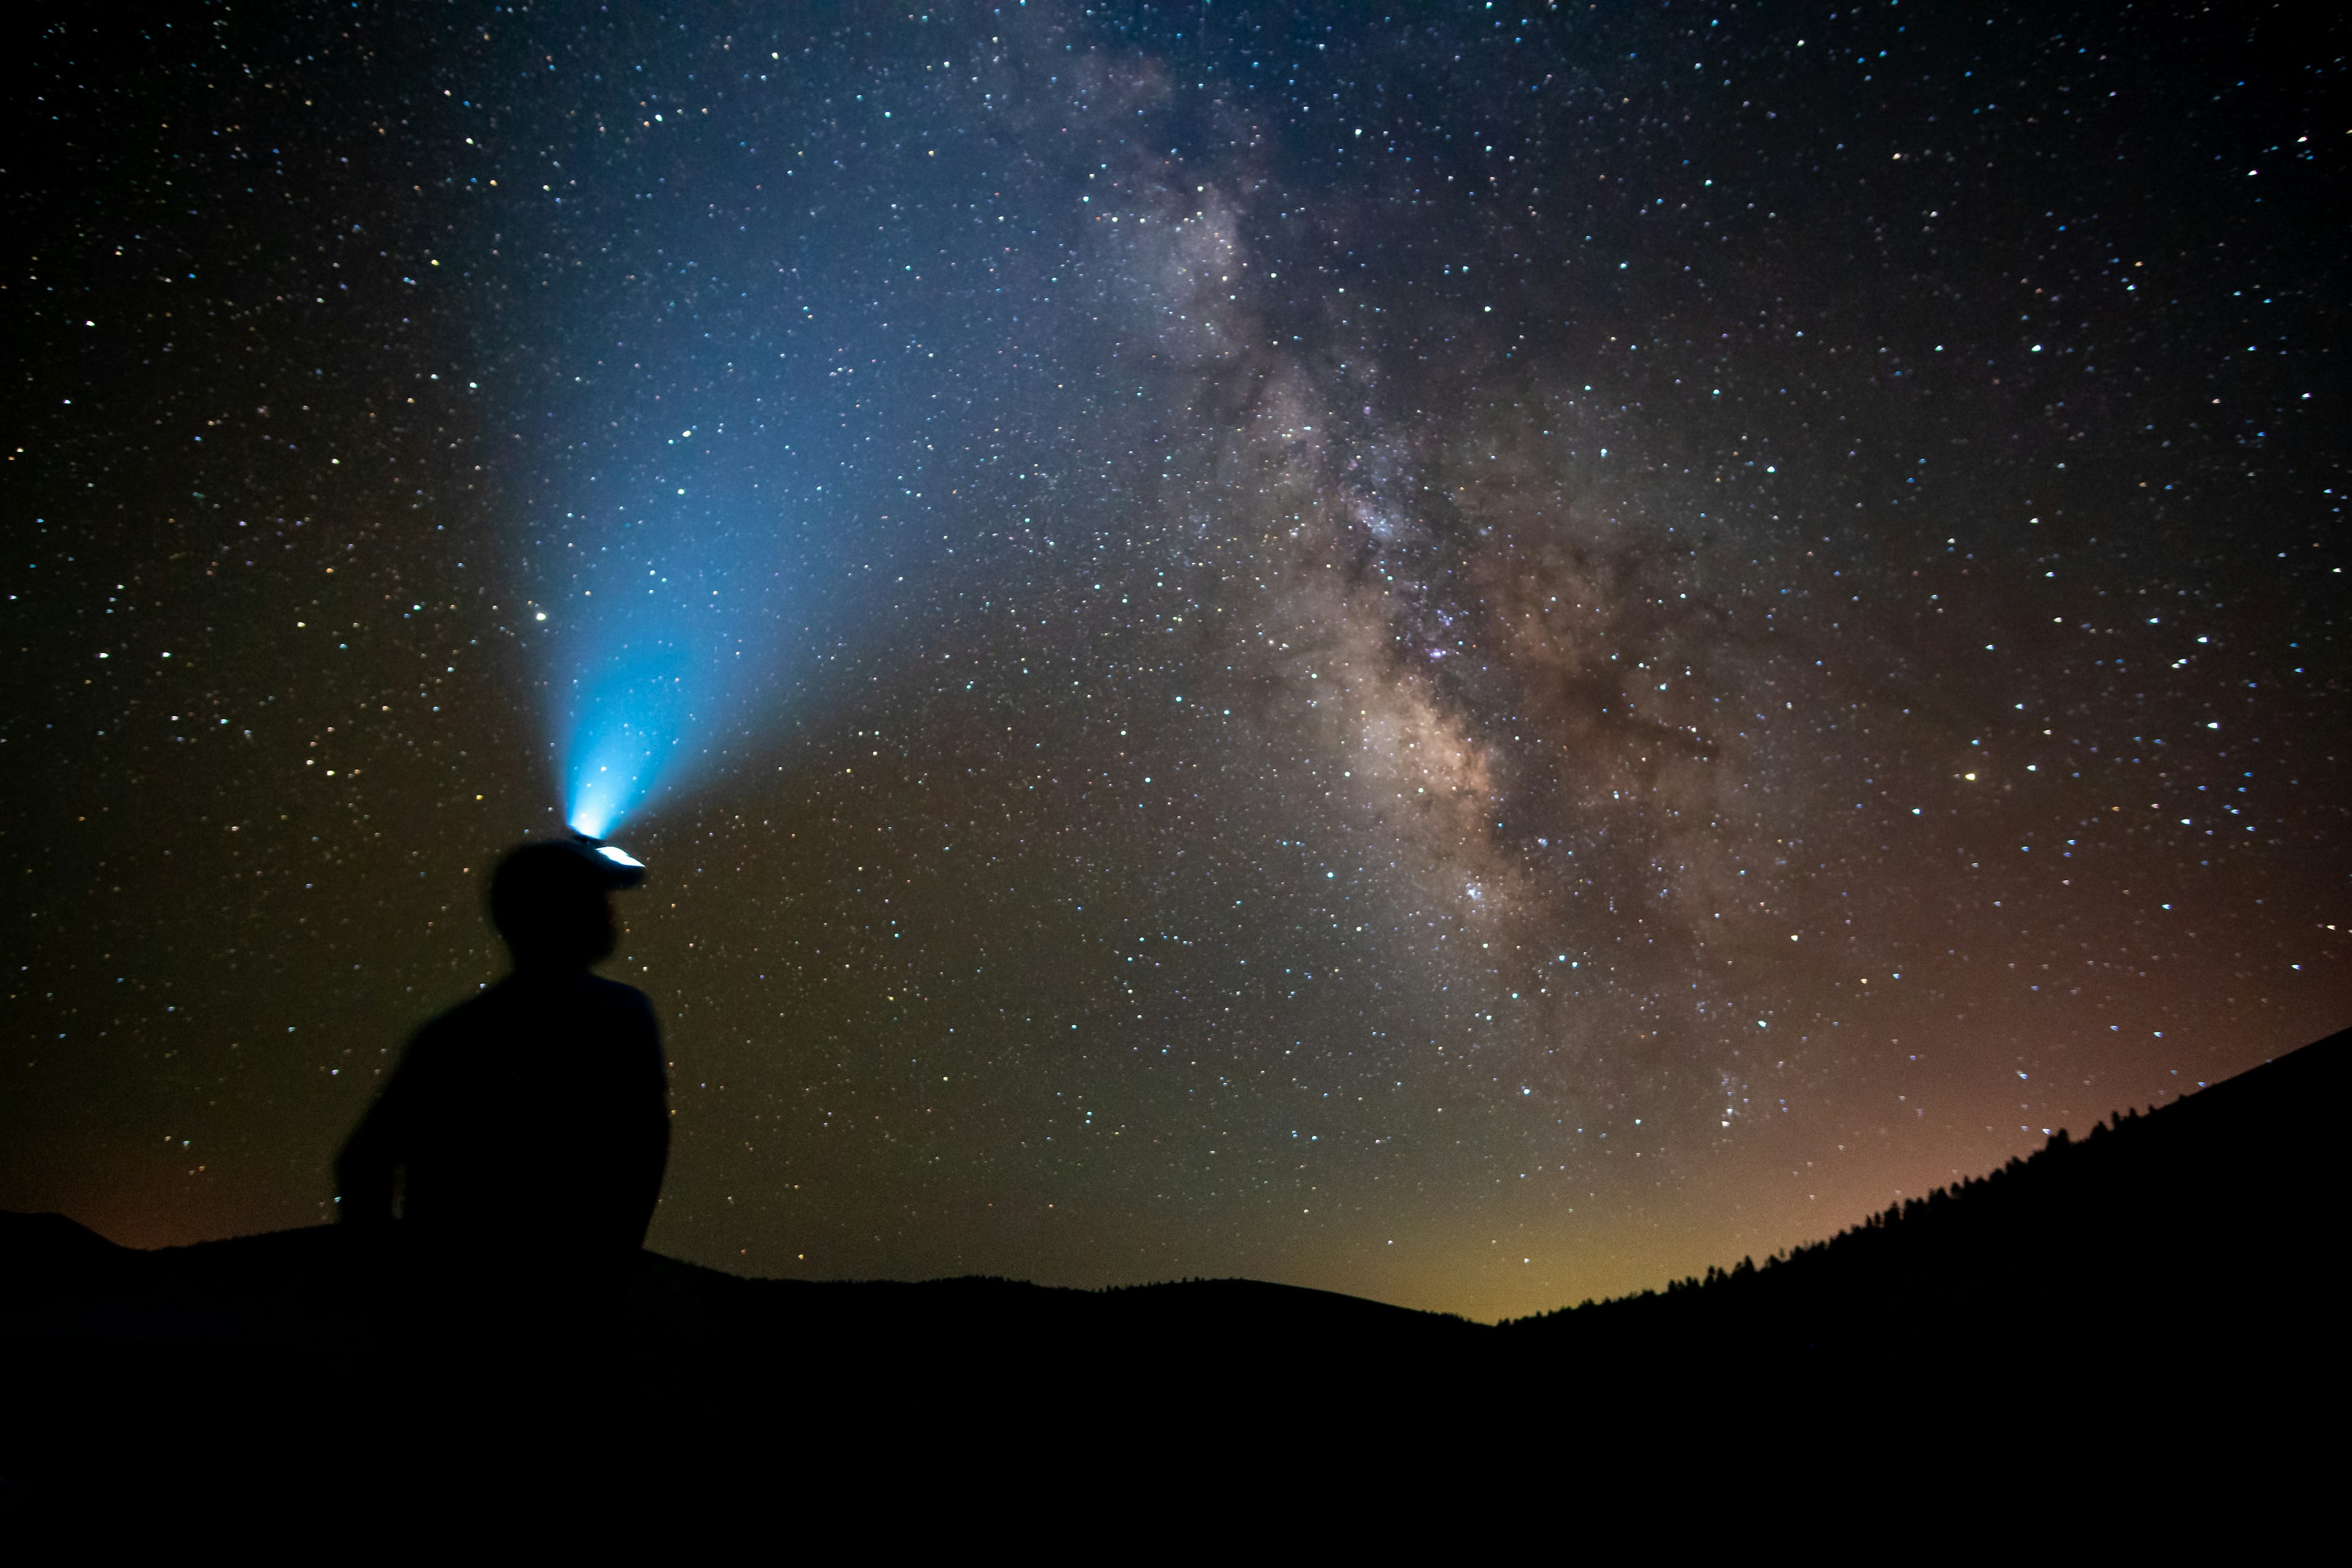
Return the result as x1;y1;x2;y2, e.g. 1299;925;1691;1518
8;2;2344;1319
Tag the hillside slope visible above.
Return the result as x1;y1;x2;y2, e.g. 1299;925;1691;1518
1506;1026;2348;1373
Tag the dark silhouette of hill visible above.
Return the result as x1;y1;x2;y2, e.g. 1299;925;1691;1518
1;1208;1480;1363
5;1027;2342;1498
1502;1025;2347;1372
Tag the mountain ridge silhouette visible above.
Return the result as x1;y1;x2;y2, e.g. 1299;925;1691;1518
7;1025;2342;1493
15;1025;2340;1346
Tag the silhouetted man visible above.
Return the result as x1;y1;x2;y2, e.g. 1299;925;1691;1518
337;835;669;1268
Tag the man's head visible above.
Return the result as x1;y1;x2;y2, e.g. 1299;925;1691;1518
489;835;646;971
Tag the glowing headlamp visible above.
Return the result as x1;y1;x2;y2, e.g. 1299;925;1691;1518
565;829;647;888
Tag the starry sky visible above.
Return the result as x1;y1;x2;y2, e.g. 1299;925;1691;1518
7;1;2345;1322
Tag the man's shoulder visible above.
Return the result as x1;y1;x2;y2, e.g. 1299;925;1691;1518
413;973;655;1046
576;975;660;1046
415;984;504;1036
579;974;655;1015
439;973;649;1008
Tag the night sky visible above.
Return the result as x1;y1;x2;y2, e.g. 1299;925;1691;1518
8;1;2344;1322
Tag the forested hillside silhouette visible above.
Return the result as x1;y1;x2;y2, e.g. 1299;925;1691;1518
1504;1027;2345;1369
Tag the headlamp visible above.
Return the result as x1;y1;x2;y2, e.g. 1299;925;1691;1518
565;829;648;888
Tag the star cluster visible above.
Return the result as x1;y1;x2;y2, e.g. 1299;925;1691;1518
5;1;2344;1319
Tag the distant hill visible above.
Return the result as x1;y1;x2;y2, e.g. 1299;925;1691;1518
1;1208;1482;1355
6;1028;2342;1488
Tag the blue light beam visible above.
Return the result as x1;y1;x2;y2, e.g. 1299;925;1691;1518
560;643;692;839
535;439;843;840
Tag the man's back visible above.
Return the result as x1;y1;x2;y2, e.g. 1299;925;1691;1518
341;971;669;1255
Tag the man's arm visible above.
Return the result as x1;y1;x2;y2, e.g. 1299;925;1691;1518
335;1037;427;1224
605;989;669;1248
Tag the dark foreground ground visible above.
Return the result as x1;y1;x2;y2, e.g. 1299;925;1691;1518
7;1028;2343;1510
